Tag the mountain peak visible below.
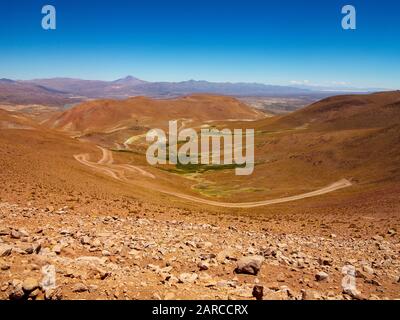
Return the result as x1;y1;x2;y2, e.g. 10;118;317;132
123;75;137;80
111;75;146;87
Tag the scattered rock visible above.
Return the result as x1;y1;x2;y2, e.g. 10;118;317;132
22;278;39;292
0;244;12;257
362;265;374;275
72;283;89;293
315;271;329;282
264;290;290;300
318;257;333;266
197;261;209;271
0;263;11;271
301;289;322;300
235;255;264;275
0;201;399;300
45;287;63;300
10;230;22;239
343;287;363;300
252;285;264;300
52;244;62;254
8;280;25;300
217;249;238;263
178;273;198;284
199;253;216;260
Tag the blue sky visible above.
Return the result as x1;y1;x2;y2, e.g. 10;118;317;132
0;0;399;88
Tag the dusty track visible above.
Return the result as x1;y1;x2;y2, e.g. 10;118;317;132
74;148;352;208
75;147;155;180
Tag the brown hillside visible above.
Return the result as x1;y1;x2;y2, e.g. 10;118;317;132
46;94;264;134
252;91;400;131
0;108;37;130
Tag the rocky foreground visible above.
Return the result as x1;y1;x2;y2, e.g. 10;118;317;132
0;201;399;300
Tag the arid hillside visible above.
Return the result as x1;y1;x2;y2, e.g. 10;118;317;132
0;79;76;107
45;95;265;134
255;91;400;131
0;92;399;300
225;91;400;191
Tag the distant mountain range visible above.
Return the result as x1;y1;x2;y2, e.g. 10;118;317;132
0;76;386;107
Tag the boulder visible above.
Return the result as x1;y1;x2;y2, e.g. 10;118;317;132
235;255;264;275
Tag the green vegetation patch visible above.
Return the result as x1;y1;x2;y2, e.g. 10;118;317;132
161;162;248;174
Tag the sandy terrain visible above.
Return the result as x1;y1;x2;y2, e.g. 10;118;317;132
0;92;399;300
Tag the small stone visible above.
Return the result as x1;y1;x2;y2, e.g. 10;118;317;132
0;244;12;257
1;283;9;292
235;255;264;275
252;285;264;300
217;249;238;263
197;261;209;271
362;265;374;275
23;278;39;292
28;288;41;298
60;229;73;236
318;257;333;266
356;270;367;279
81;236;91;245
315;271;329;282
178;273;198;284
72;283;89;293
199;253;216;260
33;243;42;254
365;279;382;286
301;289;322;300
53;245;62;254
264;290;290;300
44;287;62;300
1;263;10;271
102;250;111;256
8;280;25;300
10;230;22;239
343;287;363;300
19;229;29;237
19;244;34;255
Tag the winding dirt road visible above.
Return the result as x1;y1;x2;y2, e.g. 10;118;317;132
74;148;352;208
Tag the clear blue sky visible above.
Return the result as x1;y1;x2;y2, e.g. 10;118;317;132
0;0;399;88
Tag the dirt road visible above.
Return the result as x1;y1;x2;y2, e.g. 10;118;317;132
74;148;352;208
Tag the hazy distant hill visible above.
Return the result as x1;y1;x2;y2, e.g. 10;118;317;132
0;75;383;107
24;76;314;99
0;79;76;106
